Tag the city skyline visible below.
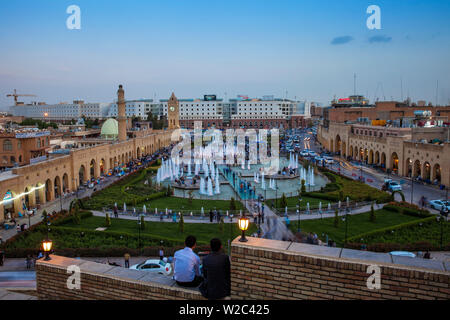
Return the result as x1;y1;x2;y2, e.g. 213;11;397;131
1;0;450;110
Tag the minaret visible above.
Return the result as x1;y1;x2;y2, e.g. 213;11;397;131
117;85;127;141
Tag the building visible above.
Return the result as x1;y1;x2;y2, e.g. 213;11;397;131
317;121;449;187
0;128;51;169
107;99;162;120
0;86;177;222
10;101;111;121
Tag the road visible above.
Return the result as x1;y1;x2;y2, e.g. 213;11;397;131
283;128;445;210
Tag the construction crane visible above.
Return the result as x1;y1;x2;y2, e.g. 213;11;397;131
6;89;37;106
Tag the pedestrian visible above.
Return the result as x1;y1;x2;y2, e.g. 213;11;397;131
424;251;431;259
26;255;32;269
209;210;213;223
159;247;164;260
16;224;21;233
113;206;118;218
0;250;5;266
124;252;130;268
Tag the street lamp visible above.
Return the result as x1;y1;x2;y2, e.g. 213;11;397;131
238;216;250;242
42;238;53;261
436;215;444;249
137;216;141;249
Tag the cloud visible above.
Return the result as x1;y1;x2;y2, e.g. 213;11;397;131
330;36;354;45
368;35;392;43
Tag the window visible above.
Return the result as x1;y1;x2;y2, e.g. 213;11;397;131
3;139;12;151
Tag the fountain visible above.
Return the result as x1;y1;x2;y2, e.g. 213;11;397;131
261;172;266;190
195;161;200;176
328;203;331;212
143;204;147;214
123;203;127;214
207;178;214;196
215;175;221;194
199;177;206;194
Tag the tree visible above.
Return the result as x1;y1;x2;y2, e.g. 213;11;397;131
339;190;344;202
72;203;81;225
178;213;184;233
301;179;306;194
219;217;224;233
334;209;339;228
280;193;288;209
140;215;145;230
188;190;194;205
105;213;111;227
370;204;376;223
230;197;237;213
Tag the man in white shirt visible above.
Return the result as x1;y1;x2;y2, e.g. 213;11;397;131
173;235;203;287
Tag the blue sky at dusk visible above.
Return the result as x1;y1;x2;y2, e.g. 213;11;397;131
0;0;449;109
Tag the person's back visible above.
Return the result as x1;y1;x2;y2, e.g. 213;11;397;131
200;238;231;300
174;235;202;287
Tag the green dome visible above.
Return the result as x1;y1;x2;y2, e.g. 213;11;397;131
101;118;119;139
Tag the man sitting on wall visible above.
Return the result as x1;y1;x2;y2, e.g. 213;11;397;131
200;238;231;300
173;235;203;287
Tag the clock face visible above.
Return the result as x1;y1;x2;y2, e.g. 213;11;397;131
170;106;175;112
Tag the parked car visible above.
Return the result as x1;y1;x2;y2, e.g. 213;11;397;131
323;156;334;164
428;200;450;213
300;150;310;157
382;179;402;192
130;259;172;276
389;251;416;258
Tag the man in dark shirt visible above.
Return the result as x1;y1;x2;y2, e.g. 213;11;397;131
200;238;231;300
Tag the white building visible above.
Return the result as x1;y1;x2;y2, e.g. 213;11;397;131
107;99;162;120
10;101;111;121
161;96;223;121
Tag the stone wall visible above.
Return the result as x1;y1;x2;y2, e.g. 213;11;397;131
230;238;450;300
35;255;203;300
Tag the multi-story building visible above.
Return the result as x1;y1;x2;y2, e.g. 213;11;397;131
161;95;224;129
10;101;111;121
107;99;162;120
0;128;51;169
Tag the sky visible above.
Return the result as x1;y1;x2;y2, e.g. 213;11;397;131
0;0;449;110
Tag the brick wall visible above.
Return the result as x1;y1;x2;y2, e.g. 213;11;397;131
36;255;204;300
231;238;450;300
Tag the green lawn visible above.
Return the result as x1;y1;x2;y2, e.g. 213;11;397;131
62;216;255;247
269;196;324;211
288;209;422;246
143;196;244;213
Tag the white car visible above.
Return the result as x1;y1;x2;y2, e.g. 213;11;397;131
130;259;172;276
428;200;450;212
324;157;334;164
390;251;416;258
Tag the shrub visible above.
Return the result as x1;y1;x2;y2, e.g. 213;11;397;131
230;198;237;212
301;179;306;193
370;204;376;222
280;193;288;209
105;213;111;227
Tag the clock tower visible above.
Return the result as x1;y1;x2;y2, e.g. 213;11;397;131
167;92;180;130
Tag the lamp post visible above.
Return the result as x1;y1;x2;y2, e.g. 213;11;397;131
437;215;444;249
42;238;53;261
238;216;250;242
137;216;141;249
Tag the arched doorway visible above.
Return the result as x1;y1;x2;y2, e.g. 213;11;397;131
391;152;399;173
62;173;69;193
3;190;15;219
90;159;96;179
342;141;347;157
432;164;441;184
380;152;386;169
35;184;41;205
335;135;341;155
24;187;30;209
405;158;412;177
413;160;421;178
364;148;369;163
54;176;61;198
423;162;431;181
79;165;86;184
45;179;52;202
349;145;354;158
369;150;374;164
330;139;334;153
100;159;105;175
375;151;380;165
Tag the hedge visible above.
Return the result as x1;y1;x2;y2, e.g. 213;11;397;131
347;216;436;243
